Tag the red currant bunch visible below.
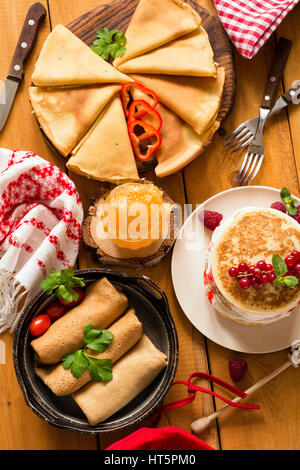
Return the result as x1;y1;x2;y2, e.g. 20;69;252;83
228;251;300;289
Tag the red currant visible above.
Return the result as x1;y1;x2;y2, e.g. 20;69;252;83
266;264;273;272
256;260;267;271
294;263;300;274
252;278;261;287
253;268;262;279
260;273;269;284
239;277;251;289
268;272;276;283
248;265;256;274
291;251;300;262
228;267;239;277
285;256;296;268
238;262;248;273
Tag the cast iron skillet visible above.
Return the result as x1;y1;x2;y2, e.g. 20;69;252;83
13;268;178;434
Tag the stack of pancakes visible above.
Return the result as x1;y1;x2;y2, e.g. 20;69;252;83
205;208;300;325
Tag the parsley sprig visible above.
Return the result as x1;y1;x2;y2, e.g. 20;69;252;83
62;324;114;381
280;187;298;216
91;27;127;61
272;254;299;288
40;268;85;304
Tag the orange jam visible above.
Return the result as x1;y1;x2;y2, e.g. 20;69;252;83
105;182;170;250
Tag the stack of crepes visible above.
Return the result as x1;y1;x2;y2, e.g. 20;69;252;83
29;0;225;181
114;0;225;177
32;277;167;426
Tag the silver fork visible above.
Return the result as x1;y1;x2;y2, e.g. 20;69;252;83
224;38;292;155
224;37;292;184
224;83;300;154
238;84;300;184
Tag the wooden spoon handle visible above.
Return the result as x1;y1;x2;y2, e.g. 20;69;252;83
191;360;292;436
7;2;46;82
261;37;292;110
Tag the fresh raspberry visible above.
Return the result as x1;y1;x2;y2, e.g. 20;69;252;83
198;210;223;231
291;206;300;224
270;202;286;213
228;359;248;382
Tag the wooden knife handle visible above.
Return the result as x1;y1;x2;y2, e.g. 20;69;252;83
7;2;46;82
261;37;292;109
283;81;300;104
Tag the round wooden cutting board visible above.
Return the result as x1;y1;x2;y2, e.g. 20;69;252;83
68;0;235;124
36;0;236;169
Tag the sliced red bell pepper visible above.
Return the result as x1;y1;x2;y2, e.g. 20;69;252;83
128;119;162;161
128;99;162;131
121;82;159;118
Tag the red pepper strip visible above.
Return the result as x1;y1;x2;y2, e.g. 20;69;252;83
128;100;162;131
128;119;161;161
121;82;159;118
157;371;260;414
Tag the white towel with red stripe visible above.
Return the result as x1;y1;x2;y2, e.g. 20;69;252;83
0;148;83;333
214;0;298;59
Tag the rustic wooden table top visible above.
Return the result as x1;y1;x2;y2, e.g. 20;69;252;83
1;0;300;451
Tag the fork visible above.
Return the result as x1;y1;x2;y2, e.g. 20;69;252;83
224;38;292;157
224;83;300;154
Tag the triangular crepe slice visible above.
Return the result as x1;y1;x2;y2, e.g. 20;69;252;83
118;27;216;77
29;85;121;156
67;95;139;183
114;0;201;67
130;67;225;135
32;25;131;87
154;103;219;177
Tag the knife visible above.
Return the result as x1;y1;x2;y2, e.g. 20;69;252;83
0;2;46;132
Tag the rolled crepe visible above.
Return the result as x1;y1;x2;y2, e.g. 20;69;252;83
31;277;128;364
73;335;167;426
34;308;142;396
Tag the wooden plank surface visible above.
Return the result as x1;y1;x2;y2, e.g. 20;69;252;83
0;0;300;451
185;0;300;451
0;0;97;450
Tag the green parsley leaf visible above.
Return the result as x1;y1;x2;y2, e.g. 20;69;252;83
40;268;85;303
280;187;291;199
61;324;114;380
282;276;299;288
272;254;287;277
279;187;299;216
62;350;89;379
84;324;114;352
88;357;113;382
91;27;127;61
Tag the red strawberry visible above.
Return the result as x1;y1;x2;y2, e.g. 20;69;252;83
291;206;300;224
228;359;248;382
198;210;223;231
270;202;286;213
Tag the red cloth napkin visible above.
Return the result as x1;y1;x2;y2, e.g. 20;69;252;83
213;0;298;59
105;426;214;450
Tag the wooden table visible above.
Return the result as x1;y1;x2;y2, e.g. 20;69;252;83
1;0;300;451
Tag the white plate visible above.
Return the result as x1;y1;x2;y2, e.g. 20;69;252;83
171;186;300;354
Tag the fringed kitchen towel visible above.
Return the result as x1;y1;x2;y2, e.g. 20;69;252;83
0;148;83;333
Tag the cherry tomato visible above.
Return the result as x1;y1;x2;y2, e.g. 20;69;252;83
45;301;68;321
59;287;85;307
29;314;51;337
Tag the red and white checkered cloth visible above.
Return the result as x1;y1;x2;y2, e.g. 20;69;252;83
0;148;83;333
214;0;299;59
